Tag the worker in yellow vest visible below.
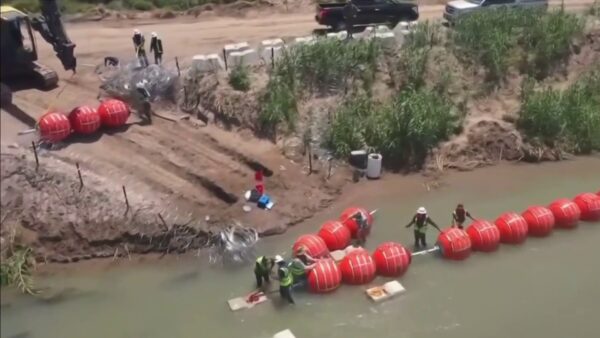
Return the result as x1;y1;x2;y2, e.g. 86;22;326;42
274;255;295;304
254;255;274;288
288;247;316;288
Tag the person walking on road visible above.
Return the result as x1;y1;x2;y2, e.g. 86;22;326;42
132;29;149;68
149;32;164;65
405;207;441;249
452;203;474;229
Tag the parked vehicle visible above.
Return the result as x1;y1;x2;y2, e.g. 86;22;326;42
315;0;419;32
443;0;549;23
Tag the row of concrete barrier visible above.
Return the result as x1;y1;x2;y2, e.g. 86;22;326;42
190;21;419;73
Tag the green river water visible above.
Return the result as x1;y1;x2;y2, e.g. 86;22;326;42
2;158;600;338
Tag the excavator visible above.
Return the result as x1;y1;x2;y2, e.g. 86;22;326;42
0;0;76;105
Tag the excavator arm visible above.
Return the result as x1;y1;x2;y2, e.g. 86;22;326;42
29;0;76;73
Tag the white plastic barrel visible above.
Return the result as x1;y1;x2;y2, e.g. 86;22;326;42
366;153;382;179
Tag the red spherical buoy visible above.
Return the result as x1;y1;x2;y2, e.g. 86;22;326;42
339;206;373;238
521;206;555;237
69;106;101;135
307;258;341;293
573;193;600;221
292;234;329;258
317;220;351;251
494;212;528;244
372;242;411;277
548;198;581;229
436;228;472;260
466;220;501;252
97;99;130;128
340;250;376;285
38;112;71;143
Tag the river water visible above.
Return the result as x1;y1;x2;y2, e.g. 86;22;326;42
2;158;600;338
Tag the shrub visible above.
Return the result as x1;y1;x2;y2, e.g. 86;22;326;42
124;0;154;10
228;64;251;92
259;77;297;133
0;246;37;295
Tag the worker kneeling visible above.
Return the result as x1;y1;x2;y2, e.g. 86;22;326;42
288;247;317;289
274;255;295;304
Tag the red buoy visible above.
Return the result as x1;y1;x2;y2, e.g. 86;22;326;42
292;234;329;258
436;228;472;260
548;198;581;228
494;212;528;244
339;206;373;238
573;193;600;221
307;258;341;293
317;220;351;251
38;112;71;143
97;99;130;127
372;242;411;277
69;106;101;135
340;250;376;285
521;206;555;237
466;220;500;252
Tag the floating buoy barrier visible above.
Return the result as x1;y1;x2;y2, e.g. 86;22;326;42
339;206;374;238
436;228;472;260
292;234;329;258
548;198;580;229
340;249;376;285
494;212;528;244
522;206;555;237
372;242;411;277
307;259;342;293
69;105;101;135
466;220;501;252
98;99;130;127
38;112;72;143
573;193;600;221
317;220;351;251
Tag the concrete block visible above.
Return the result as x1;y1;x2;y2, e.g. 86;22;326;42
229;49;259;67
293;36;315;45
399;22;410;30
376;25;391;33
261;38;284;49
273;329;296;338
374;31;397;47
223;42;250;58
408;21;419;29
260;46;284;65
326;31;348;40
192;54;226;73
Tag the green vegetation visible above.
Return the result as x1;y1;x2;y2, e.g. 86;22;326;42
228;64;251;92
397;21;440;89
518;68;600;153
451;7;584;83
0;246;38;295
327;88;460;168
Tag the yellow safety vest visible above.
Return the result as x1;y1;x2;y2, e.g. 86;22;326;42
288;259;306;278
279;267;293;287
255;256;267;273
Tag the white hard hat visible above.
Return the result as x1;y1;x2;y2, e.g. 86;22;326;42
274;255;284;263
151;32;158;38
417;207;427;214
133;29;140;35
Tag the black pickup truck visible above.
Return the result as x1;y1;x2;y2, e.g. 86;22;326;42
315;0;419;31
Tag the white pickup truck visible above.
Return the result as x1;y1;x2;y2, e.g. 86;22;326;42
443;0;549;23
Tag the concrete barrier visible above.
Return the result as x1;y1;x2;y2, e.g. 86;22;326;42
374;31;397;47
260;46;284;66
293;36;315;45
229;49;260;67
224;42;250;58
260;38;284;49
326;31;348;40
192;54;225;72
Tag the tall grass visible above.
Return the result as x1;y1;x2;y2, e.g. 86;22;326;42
326;88;460;168
451;7;583;83
228;64;251;92
518;68;600;153
0;246;37;295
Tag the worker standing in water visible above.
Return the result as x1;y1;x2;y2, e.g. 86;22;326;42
132;29;149;68
288;247;316;288
274;255;295;304
352;212;369;246
254;255;274;288
149;32;163;65
405;207;441;249
452;203;474;229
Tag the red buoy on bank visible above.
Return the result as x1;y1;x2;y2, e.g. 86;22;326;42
38;112;71;143
494;212;528;244
293;234;329;258
98;99;130;128
522;206;555;237
317;220;351;251
466;220;500;252
548;199;581;228
340;250;376;285
69;106;101;135
307;258;341;293
573;193;600;221
437;228;472;260
339;206;373;238
372;242;411;277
